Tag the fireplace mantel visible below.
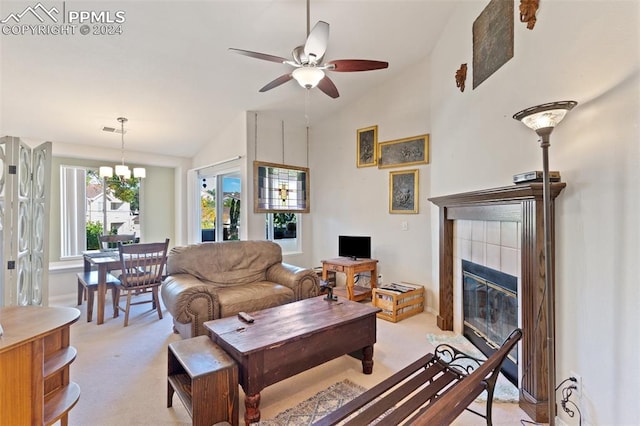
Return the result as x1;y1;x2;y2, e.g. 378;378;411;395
428;182;565;423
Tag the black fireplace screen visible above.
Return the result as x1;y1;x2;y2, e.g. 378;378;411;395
462;260;518;385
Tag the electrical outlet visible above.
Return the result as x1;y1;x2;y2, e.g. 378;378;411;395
378;274;383;284
570;371;582;400
401;221;408;231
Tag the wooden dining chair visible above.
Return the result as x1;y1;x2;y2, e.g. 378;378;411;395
99;233;136;250
76;270;120;322
115;238;169;327
76;233;137;306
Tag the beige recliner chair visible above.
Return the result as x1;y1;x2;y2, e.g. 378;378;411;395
161;240;320;338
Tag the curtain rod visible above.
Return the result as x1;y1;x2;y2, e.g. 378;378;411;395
193;155;242;172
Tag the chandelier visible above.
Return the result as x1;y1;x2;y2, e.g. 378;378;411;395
99;117;146;179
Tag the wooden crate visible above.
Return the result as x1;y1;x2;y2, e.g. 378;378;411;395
373;283;424;323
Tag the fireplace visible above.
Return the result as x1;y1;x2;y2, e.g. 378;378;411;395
429;182;565;422
462;260;518;385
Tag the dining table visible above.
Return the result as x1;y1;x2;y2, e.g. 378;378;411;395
82;249;122;325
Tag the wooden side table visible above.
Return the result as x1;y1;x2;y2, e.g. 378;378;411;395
321;257;378;301
168;336;239;426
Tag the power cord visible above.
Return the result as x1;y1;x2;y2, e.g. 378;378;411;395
519;377;582;425
557;377;582;425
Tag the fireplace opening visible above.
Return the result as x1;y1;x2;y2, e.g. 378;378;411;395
462;260;518;386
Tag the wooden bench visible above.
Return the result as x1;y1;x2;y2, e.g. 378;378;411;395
314;328;522;426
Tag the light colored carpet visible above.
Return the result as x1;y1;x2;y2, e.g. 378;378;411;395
260;379;366;425
426;332;520;403
49;292;531;426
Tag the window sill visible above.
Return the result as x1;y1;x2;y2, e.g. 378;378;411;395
49;260;83;273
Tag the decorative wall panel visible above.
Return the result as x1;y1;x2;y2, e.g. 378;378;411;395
0;136;51;306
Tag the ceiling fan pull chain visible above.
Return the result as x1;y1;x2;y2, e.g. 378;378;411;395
306;0;310;37
305;89;311;126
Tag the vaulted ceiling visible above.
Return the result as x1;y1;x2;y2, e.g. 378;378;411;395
1;1;457;158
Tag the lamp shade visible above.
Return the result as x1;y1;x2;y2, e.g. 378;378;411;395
99;166;113;178
292;67;325;89
133;167;146;178
115;164;131;178
513;101;577;131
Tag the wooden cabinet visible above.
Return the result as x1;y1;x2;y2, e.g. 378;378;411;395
0;306;80;425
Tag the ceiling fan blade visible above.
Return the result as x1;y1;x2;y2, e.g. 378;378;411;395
317;76;339;98
304;21;329;63
229;48;289;64
327;59;389;72
259;74;293;92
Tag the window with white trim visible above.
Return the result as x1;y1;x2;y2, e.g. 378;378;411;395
265;213;301;253
60;165;141;257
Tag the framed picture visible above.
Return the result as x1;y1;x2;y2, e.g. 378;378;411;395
378;134;429;169
389;169;419;214
472;0;514;89
253;161;310;213
356;125;378;167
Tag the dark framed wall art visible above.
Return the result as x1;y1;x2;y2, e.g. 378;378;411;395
472;0;514;89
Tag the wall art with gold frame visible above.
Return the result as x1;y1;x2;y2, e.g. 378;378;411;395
253;161;310;213
378;134;429;169
356;125;378;167
389;169;419;214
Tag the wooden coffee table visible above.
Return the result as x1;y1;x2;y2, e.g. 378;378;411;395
204;296;381;425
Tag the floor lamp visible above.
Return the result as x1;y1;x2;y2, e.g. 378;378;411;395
513;100;577;425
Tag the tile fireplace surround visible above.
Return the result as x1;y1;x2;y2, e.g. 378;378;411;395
429;182;565;424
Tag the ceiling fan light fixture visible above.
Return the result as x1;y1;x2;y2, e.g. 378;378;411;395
292;67;325;89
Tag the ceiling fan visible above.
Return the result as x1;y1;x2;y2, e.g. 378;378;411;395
229;1;389;99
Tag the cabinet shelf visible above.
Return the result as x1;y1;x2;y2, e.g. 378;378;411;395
0;306;80;426
44;382;81;425
167;373;194;417
44;346;77;379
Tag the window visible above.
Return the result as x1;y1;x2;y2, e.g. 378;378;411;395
199;170;241;242
60;165;141;257
266;213;301;253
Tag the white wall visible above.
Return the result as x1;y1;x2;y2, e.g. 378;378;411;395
428;1;639;424
312;1;639;424
191;110;315;267
310;56;433;295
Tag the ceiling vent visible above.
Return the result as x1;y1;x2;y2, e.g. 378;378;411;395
102;126;126;134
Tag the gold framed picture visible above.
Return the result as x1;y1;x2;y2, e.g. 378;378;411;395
378;134;429;169
356;125;378;167
389;169;419;214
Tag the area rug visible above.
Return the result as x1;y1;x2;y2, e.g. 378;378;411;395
426;333;519;402
260;379;366;425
